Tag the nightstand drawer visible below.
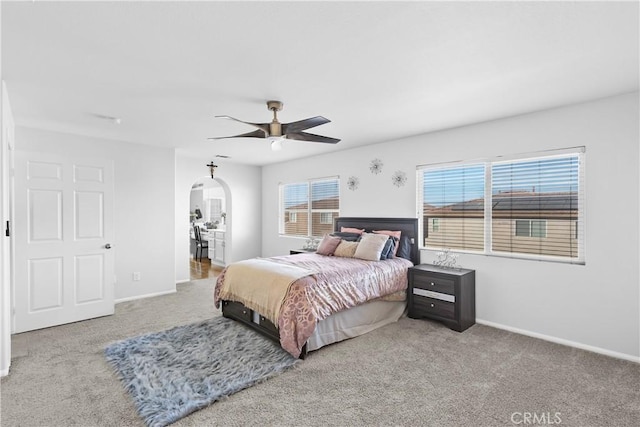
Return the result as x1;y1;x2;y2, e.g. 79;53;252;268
413;296;455;320
412;274;455;295
222;300;251;322
413;287;455;303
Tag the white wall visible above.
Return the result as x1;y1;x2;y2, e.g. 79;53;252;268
16;127;176;301
262;92;640;360
175;155;262;283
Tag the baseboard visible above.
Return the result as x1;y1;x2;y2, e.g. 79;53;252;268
175;279;190;284
1;366;9;377
476;318;640;364
115;289;176;304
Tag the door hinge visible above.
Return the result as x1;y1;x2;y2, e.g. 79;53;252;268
4;221;9;237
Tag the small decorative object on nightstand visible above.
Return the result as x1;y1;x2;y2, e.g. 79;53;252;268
407;264;475;332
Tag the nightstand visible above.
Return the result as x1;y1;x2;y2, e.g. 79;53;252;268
407;264;475;332
289;249;316;255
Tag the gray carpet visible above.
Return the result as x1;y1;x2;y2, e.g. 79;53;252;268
105;317;297;427
2;278;639;427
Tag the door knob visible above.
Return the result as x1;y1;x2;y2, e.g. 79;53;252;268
105;243;112;249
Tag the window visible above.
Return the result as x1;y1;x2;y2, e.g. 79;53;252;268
515;220;547;238
418;148;584;263
280;177;340;237
420;163;486;251
320;212;333;224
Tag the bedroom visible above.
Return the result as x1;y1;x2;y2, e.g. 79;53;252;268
1;1;639;426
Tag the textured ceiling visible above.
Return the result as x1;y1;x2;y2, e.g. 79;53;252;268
2;1;638;165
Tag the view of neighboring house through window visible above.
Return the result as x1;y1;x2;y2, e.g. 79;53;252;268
280;177;340;237
418;148;584;263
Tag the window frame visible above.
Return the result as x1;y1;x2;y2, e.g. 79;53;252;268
417;147;585;264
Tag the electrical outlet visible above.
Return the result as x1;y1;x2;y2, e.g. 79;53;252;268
132;272;141;281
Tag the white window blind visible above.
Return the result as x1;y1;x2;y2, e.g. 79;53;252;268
491;154;583;261
418;148;585;264
419;164;486;251
280;177;340;237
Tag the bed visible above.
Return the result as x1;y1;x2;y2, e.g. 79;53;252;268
214;217;419;358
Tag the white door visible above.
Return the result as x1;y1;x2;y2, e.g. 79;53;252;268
13;152;114;333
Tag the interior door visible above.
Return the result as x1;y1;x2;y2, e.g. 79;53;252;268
13;152;114;333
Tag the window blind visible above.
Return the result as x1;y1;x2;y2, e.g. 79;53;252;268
280;177;339;237
419;164;486;251
491;153;583;262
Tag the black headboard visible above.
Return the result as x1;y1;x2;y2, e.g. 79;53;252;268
334;217;419;265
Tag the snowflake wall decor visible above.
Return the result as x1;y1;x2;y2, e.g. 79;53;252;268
347;176;359;191
369;158;383;175
391;170;407;187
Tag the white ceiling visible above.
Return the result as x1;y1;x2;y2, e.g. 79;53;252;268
2;1;638;166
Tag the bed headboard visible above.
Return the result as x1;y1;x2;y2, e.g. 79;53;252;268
334;217;420;265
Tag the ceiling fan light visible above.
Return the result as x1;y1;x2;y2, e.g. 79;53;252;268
270;138;284;151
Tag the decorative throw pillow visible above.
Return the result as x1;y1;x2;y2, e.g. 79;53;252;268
396;236;412;260
373;230;402;256
334;240;359;258
330;232;361;242
341;227;365;235
353;233;389;261
316;234;342;256
379;237;395;260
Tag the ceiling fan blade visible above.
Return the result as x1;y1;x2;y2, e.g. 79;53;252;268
215;115;270;133
286;132;340;144
282;116;331;134
208;129;266;140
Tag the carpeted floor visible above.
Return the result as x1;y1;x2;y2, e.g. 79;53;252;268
1;278;639;427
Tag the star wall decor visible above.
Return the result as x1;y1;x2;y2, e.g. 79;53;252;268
347;176;359;191
369;158;383;175
392;170;407;187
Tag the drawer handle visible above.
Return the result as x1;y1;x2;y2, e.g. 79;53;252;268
430;282;435;286
430;303;435;308
242;310;247;314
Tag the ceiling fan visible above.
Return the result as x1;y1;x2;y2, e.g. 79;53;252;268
209;101;340;150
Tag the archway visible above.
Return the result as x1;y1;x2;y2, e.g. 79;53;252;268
188;176;232;280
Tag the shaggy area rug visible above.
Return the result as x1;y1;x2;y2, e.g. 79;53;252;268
104;317;297;427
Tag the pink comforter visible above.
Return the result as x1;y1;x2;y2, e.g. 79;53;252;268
214;253;412;357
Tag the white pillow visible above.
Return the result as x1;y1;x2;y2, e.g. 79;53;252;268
353;233;389;261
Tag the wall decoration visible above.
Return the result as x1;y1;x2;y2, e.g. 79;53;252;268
347;176;359;191
369;158;383;175
391;170;407;187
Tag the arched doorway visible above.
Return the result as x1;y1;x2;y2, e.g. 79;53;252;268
189;176;231;280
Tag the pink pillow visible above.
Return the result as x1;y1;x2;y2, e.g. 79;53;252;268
341;227;365;234
316;234;342;256
373;230;402;256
